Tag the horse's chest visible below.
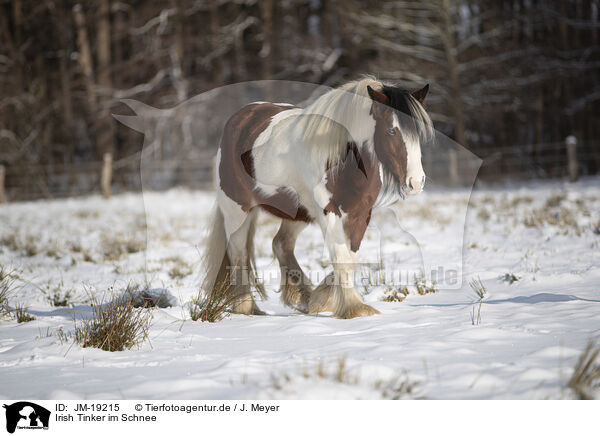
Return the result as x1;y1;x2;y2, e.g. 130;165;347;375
324;144;382;251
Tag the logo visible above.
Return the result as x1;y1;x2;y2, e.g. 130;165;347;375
3;402;50;434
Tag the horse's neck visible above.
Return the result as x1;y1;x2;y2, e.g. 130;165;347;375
347;105;376;147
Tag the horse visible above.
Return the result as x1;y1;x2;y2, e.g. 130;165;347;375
202;76;433;319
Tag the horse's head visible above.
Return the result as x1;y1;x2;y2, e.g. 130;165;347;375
367;84;431;197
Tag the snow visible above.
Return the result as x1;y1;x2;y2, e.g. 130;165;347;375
0;177;599;399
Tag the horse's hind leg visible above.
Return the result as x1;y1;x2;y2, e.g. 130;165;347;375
273;220;312;313
218;194;265;315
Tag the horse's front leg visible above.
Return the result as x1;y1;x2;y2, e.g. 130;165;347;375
308;199;379;319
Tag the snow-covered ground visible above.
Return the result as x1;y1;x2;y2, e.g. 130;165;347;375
1;178;599;399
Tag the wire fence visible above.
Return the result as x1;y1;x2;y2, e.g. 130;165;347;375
1;139;599;203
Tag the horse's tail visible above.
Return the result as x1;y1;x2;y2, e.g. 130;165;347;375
201;205;266;300
201;205;228;295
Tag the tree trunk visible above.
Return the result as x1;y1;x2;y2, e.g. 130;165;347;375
73;4;96;111
171;0;188;102
260;0;275;98
440;0;467;148
97;0;115;155
209;0;224;85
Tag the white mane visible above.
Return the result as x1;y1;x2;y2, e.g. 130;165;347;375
293;76;383;165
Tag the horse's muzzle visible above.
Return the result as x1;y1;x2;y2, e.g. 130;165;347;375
403;176;425;196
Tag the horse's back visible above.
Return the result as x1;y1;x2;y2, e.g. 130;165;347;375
217;102;311;221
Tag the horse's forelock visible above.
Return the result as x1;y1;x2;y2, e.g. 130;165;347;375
381;85;434;145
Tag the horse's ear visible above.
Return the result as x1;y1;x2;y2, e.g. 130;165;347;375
412;84;429;104
367;86;388;104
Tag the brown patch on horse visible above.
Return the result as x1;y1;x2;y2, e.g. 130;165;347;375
367;86;408;186
219;103;313;222
325;143;382;252
373;109;407;185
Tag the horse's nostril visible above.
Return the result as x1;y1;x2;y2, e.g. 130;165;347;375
408;178;414;190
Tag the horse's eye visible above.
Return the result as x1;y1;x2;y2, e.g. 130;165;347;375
387;128;396;136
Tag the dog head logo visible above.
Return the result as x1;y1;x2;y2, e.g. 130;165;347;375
3;402;50;434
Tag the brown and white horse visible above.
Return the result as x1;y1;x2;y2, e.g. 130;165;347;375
202;77;433;319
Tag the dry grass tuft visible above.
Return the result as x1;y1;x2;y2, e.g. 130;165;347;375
568;340;600;400
0;234;40;257
0;267;17;320
523;205;579;233
470;301;483;326
271;357;421;399
73;286;152;352
415;276;438;295
101;232;145;261
167;256;193;280
469;276;487;299
477;208;491;221
501;273;520;284
190;279;238;322
15;304;35;323
545;193;566;208
469;276;486;326
381;286;409;302
42;280;74;307
373;373;421;400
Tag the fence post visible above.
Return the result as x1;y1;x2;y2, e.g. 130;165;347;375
101;152;112;199
566;135;578;182
448;149;460;186
0;165;5;204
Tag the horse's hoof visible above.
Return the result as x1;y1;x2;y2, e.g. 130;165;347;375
308;285;335;314
231;297;266;316
280;283;312;313
334;303;380;319
250;307;266;316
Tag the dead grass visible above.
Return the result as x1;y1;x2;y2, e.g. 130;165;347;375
270;358;421;399
469;276;486;325
0;266;18;320
41;280;74;307
470;301;482;326
477;208;491;221
190;278;238;322
501;273;520;284
524;206;579;231
545;193;566;208
15;304;35;323
415;276;438;295
410;205;451;227
469;276;487;299
101;232;146;261
0;233;40;257
380;286;409;302
379;275;437;301
73;286;152;352
568;340;600;400
166;256;193;280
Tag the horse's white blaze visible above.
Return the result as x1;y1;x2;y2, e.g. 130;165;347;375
394;113;425;194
